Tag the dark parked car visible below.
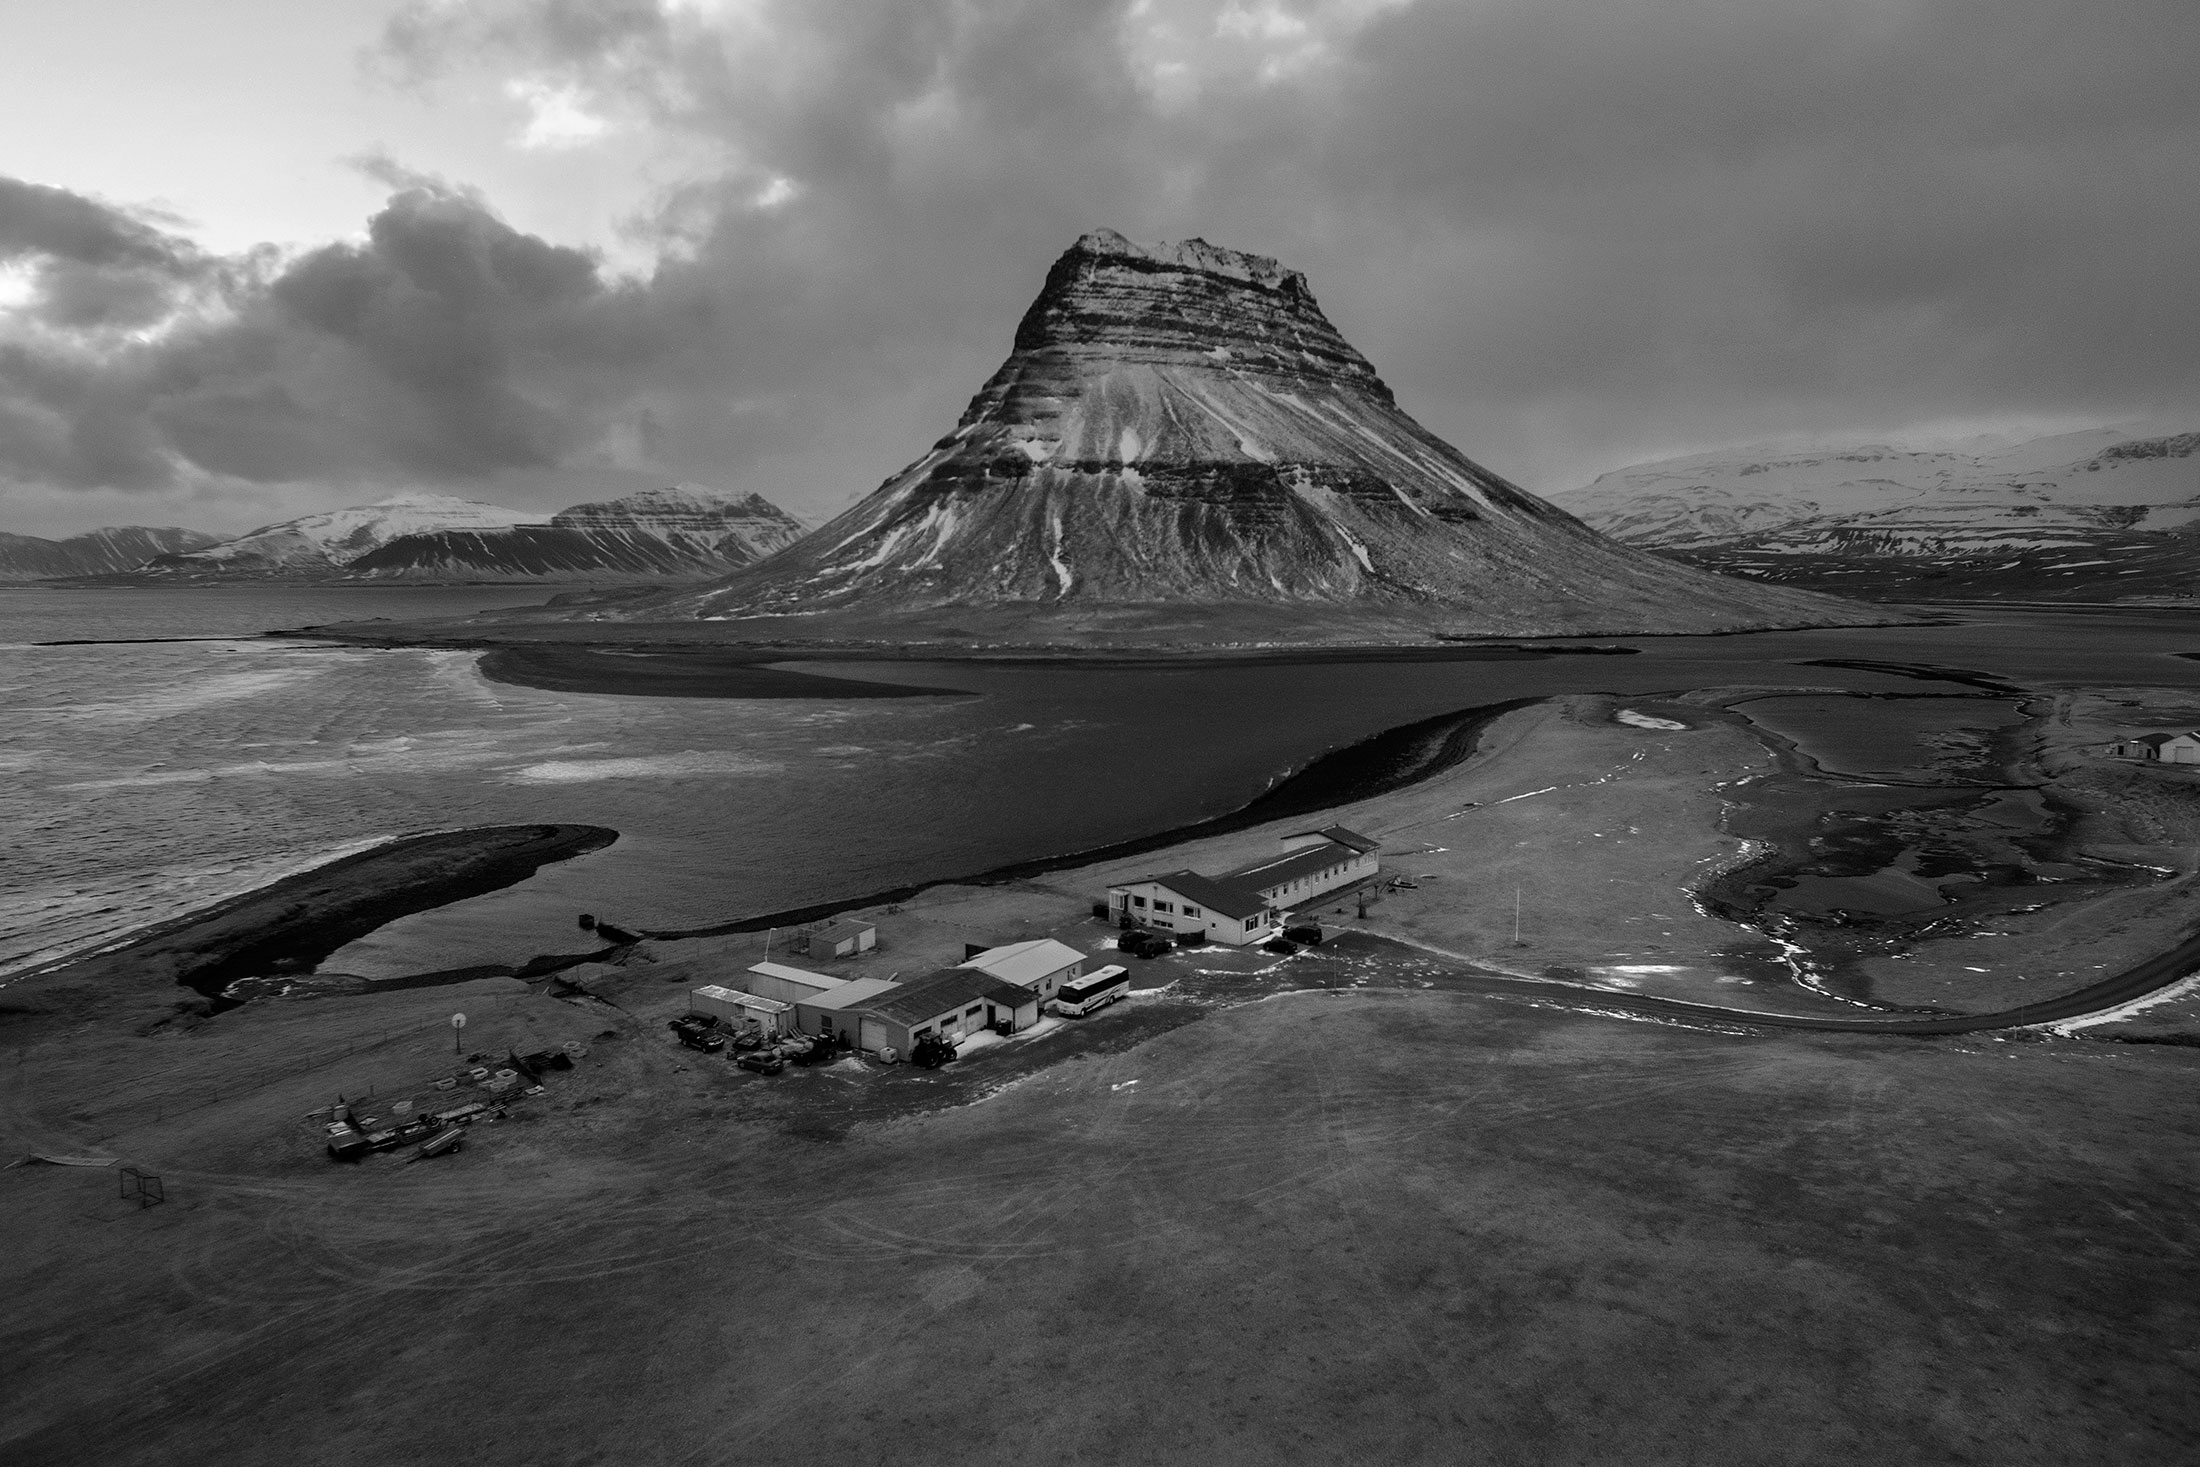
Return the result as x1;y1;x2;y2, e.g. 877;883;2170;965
1282;924;1324;946
735;1050;785;1075
668;1019;726;1054
1118;930;1171;959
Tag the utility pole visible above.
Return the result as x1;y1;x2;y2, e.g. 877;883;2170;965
1512;886;1523;946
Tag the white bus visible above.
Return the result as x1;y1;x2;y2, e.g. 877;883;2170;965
1049;964;1131;1017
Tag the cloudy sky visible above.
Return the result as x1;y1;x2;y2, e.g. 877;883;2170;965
2;0;2195;539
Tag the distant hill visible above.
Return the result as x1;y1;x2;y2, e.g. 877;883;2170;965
125;487;806;584
346;487;806;582
1551;430;2200;602
0;525;220;580
518;229;1880;644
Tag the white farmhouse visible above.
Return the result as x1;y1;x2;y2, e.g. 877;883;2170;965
1105;871;1279;946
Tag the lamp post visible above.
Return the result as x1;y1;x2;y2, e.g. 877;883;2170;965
451;1012;466;1055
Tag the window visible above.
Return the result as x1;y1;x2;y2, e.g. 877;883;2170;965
1132;895;1147;908
1183;906;1201;918
966;1005;983;1017
1154;900;1174;914
914;1025;932;1038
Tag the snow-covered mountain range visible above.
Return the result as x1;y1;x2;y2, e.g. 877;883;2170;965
543;230;1875;641
128;487;806;583
0;525;221;580
1549;429;2200;602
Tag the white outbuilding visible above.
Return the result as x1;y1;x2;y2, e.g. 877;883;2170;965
957;938;1087;1001
743;961;845;1006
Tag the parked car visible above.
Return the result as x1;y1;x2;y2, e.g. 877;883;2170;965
668;1018;726;1053
735;1050;785;1075
1282;923;1324;946
1261;938;1301;957
1118;930;1171;959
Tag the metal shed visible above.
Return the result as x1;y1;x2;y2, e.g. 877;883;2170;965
691;984;791;1035
743;961;844;1006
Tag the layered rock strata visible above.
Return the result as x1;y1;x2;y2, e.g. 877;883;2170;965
602;230;1879;637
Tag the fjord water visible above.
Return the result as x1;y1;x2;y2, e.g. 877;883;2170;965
5;585;2199;983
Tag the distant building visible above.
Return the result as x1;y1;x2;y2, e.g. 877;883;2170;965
2109;732;2200;763
795;977;904;1051
690;985;792;1035
742;961;843;1006
1103;826;1381;945
958;938;1086;1001
802;919;878;959
1224;826;1381;909
1105;871;1278;946
799;968;1037;1057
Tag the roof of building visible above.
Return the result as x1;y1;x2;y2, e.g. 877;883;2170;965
1110;870;1268;921
858;968;1036;1026
1226;842;1364;894
798;977;903;1012
1286;824;1381;854
746;961;842;989
698;985;789;1013
813;917;876;938
2130;731;2200;746
959;938;1087;986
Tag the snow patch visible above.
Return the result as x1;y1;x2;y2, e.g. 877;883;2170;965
1616;710;1688;731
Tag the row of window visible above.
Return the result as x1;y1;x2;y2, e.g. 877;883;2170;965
1123;893;1203;919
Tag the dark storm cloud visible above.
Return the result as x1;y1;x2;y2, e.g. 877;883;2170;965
368;0;2200;499
5;0;2197;516
0;177;684;491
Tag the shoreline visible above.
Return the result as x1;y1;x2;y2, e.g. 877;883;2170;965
641;697;1544;939
0;825;618;1027
475;644;977;700
15;683;2197;1042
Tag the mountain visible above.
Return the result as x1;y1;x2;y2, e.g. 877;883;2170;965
1553;430;2200;602
142;495;532;578
539;230;1878;643
129;487;805;584
0;525;220;580
343;487;807;582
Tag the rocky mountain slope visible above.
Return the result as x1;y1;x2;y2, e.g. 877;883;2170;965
142;495;532;577
0;525;219;580
345;487;806;582
553;230;1878;642
130;487;804;584
1553;430;2200;602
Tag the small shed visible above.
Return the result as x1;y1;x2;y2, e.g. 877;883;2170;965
803;919;877;959
691;984;791;1035
743;961;844;1006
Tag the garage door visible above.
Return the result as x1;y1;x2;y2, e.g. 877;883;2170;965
858;1017;888;1054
